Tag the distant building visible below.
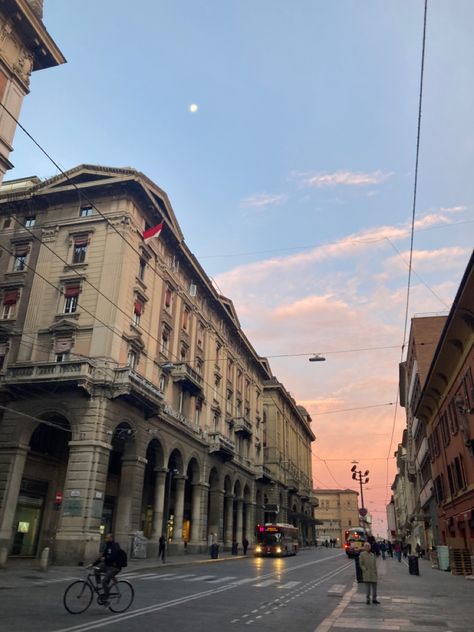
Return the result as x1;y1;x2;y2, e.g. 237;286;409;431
0;0;65;183
313;489;359;545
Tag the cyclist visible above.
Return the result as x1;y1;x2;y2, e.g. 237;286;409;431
93;533;123;602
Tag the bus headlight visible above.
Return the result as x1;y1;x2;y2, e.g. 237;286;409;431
276;547;282;553
255;545;262;553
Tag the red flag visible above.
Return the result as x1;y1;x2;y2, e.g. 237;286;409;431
143;221;164;243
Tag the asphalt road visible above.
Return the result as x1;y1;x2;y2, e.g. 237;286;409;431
1;549;353;632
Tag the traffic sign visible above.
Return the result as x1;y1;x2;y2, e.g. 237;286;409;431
359;508;368;517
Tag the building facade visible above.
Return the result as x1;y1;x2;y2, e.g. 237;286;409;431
0;165;316;564
0;1;65;183
313;489;359;546
416;252;474;554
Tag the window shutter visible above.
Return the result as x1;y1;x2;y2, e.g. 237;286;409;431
74;234;89;247
55;338;72;353
134;301;143;315
3;290;19;305
64;285;81;298
14;244;29;256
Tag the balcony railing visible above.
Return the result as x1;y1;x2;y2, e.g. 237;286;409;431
208;431;235;460
254;464;273;481
4;360;95;383
233;416;252;437
419;478;433;508
167;362;203;395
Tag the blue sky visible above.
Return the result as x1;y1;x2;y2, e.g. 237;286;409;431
9;0;474;534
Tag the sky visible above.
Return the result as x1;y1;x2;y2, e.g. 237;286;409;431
9;0;474;536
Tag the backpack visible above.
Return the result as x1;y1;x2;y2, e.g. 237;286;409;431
117;547;128;568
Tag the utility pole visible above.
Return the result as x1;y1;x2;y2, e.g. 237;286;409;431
351;464;369;526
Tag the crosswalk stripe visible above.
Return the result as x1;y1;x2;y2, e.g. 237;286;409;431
206;576;237;584
279;581;301;589
138;574;163;581
166;574;196;580
185;575;216;582
253;579;278;587
232;578;257;585
135;573;161;578
149;573;177;580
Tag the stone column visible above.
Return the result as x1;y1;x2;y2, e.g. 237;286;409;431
208;488;224;542
0;443;29;556
190;482;206;544
224;494;234;546
245;501;256;544
114;455;147;550
55;439;112;564
171;476;186;542
151;469;167;540
235;497;243;547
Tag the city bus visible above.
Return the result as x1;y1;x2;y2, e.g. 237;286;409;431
254;523;299;557
344;527;367;558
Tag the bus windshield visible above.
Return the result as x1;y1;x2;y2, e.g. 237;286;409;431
260;533;280;545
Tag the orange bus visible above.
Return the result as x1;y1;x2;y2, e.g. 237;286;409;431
254;523;299;557
344;527;367;558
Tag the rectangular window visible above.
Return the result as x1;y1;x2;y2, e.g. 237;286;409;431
79;206;93;217
447;464;456;496
462;368;474;407
13;244;29;271
25;216;36;228
161;326;170;355
127;349;137;369
454;456;466;490
448;399;459;434
72;235;88;263
182;307;190;331
440;412;450;446
133;300;143;326
56;352;70;363
138;258;146;281
164;286;173;310
0;342;7;370
63;285;80;314
197;322;204;348
432;426;440;456
2;290;19;319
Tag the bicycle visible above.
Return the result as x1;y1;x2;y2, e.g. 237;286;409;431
63;567;134;614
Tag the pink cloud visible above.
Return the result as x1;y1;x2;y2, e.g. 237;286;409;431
293;169;394;188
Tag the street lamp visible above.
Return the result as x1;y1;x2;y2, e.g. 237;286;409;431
350;464;369;521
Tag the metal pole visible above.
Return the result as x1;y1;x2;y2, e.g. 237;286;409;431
358;473;365;510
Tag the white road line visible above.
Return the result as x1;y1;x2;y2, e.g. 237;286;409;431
185;575;216;582
135;573;161;579
253;579;278;587
38;577;76;584
207;576;237;584
232;578;257;585
278;581;301;589
166;574;196;580
138;574;163;581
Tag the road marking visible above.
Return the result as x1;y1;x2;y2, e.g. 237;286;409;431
313;582;358;632
135;573;162;579
36;577;76;584
207;576;237;583
254;579;278;587
186;575;216;582
279;581;301;589
138;574;164;581
168;574;196;580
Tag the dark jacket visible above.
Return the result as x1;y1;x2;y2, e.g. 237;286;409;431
103;540;121;568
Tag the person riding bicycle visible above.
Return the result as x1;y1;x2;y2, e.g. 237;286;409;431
93;533;123;601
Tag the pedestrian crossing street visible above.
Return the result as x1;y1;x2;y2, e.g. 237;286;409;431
121;570;302;590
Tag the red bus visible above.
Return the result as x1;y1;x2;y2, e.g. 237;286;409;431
254;523;299;557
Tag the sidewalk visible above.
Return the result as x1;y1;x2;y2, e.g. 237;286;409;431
0;549;246;590
321;555;474;632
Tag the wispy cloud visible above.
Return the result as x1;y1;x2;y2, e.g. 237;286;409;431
240;192;288;209
292;169;394;188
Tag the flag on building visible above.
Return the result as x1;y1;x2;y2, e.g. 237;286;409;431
143;221;164;243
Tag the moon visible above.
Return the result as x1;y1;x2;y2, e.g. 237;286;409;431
189;104;198;113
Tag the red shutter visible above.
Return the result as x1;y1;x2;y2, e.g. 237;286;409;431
64;285;81;298
134;301;143;315
3;290;19;305
74;234;89;247
14;244;29;256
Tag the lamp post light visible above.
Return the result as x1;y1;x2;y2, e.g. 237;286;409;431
350;464;369;525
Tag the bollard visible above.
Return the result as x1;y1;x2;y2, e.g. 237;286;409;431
39;546;50;572
0;546;8;568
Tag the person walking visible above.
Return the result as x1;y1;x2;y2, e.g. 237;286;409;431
158;535;166;562
394;541;402;562
387;541;393;558
242;537;249;555
379;540;387;560
359;542;380;605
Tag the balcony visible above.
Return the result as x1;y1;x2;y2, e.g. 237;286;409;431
165;362;203;395
208;432;235;461
112;367;165;415
233;416;252;437
254;464;273;482
286;476;299;492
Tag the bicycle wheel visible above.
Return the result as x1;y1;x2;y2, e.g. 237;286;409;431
63;580;93;614
108;580;134;613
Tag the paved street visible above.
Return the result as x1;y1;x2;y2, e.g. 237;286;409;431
1;549;473;632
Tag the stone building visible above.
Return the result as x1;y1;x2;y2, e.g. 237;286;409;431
0;1;65;183
415;251;474;554
398;315;446;551
0;164;316;564
313;488;359;546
